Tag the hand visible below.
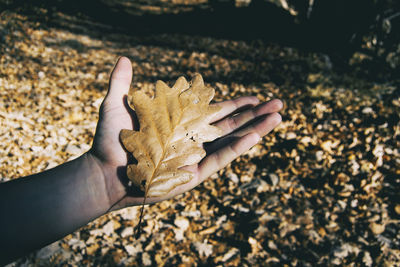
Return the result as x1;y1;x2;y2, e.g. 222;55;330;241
89;57;283;211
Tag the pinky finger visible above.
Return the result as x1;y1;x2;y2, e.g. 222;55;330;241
198;132;260;183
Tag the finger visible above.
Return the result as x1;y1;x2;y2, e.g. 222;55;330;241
210;96;260;123
198;132;261;182
205;112;282;154
214;99;283;135
104;56;133;105
234;112;282;138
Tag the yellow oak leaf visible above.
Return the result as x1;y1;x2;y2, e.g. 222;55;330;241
120;74;222;198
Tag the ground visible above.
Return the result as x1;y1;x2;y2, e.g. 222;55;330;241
0;4;400;267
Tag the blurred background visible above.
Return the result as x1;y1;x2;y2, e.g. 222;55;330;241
1;0;399;266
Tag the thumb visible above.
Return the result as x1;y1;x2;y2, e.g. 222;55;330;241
104;56;132;104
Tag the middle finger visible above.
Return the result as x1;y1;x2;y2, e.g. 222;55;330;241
214;99;283;135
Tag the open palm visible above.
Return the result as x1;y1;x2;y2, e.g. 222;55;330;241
89;57;282;211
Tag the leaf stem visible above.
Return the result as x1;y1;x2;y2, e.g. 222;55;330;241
135;196;147;239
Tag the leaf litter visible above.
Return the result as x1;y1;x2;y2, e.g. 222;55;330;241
1;6;399;267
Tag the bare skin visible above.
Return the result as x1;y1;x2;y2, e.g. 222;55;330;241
0;57;282;264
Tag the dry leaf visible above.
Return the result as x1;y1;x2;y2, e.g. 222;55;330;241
370;222;385;235
120;74;222;197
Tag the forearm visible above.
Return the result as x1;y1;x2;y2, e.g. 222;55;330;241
0;153;110;265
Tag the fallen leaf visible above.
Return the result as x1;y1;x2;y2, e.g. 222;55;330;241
121;74;222;197
370;222;385;235
86;243;99;256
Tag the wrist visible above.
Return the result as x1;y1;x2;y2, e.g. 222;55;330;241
85;151;129;211
80;152;113;213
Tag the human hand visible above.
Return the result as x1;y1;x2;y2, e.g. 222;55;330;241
89;57;283;211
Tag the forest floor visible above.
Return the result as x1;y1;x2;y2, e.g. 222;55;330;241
1;3;400;266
